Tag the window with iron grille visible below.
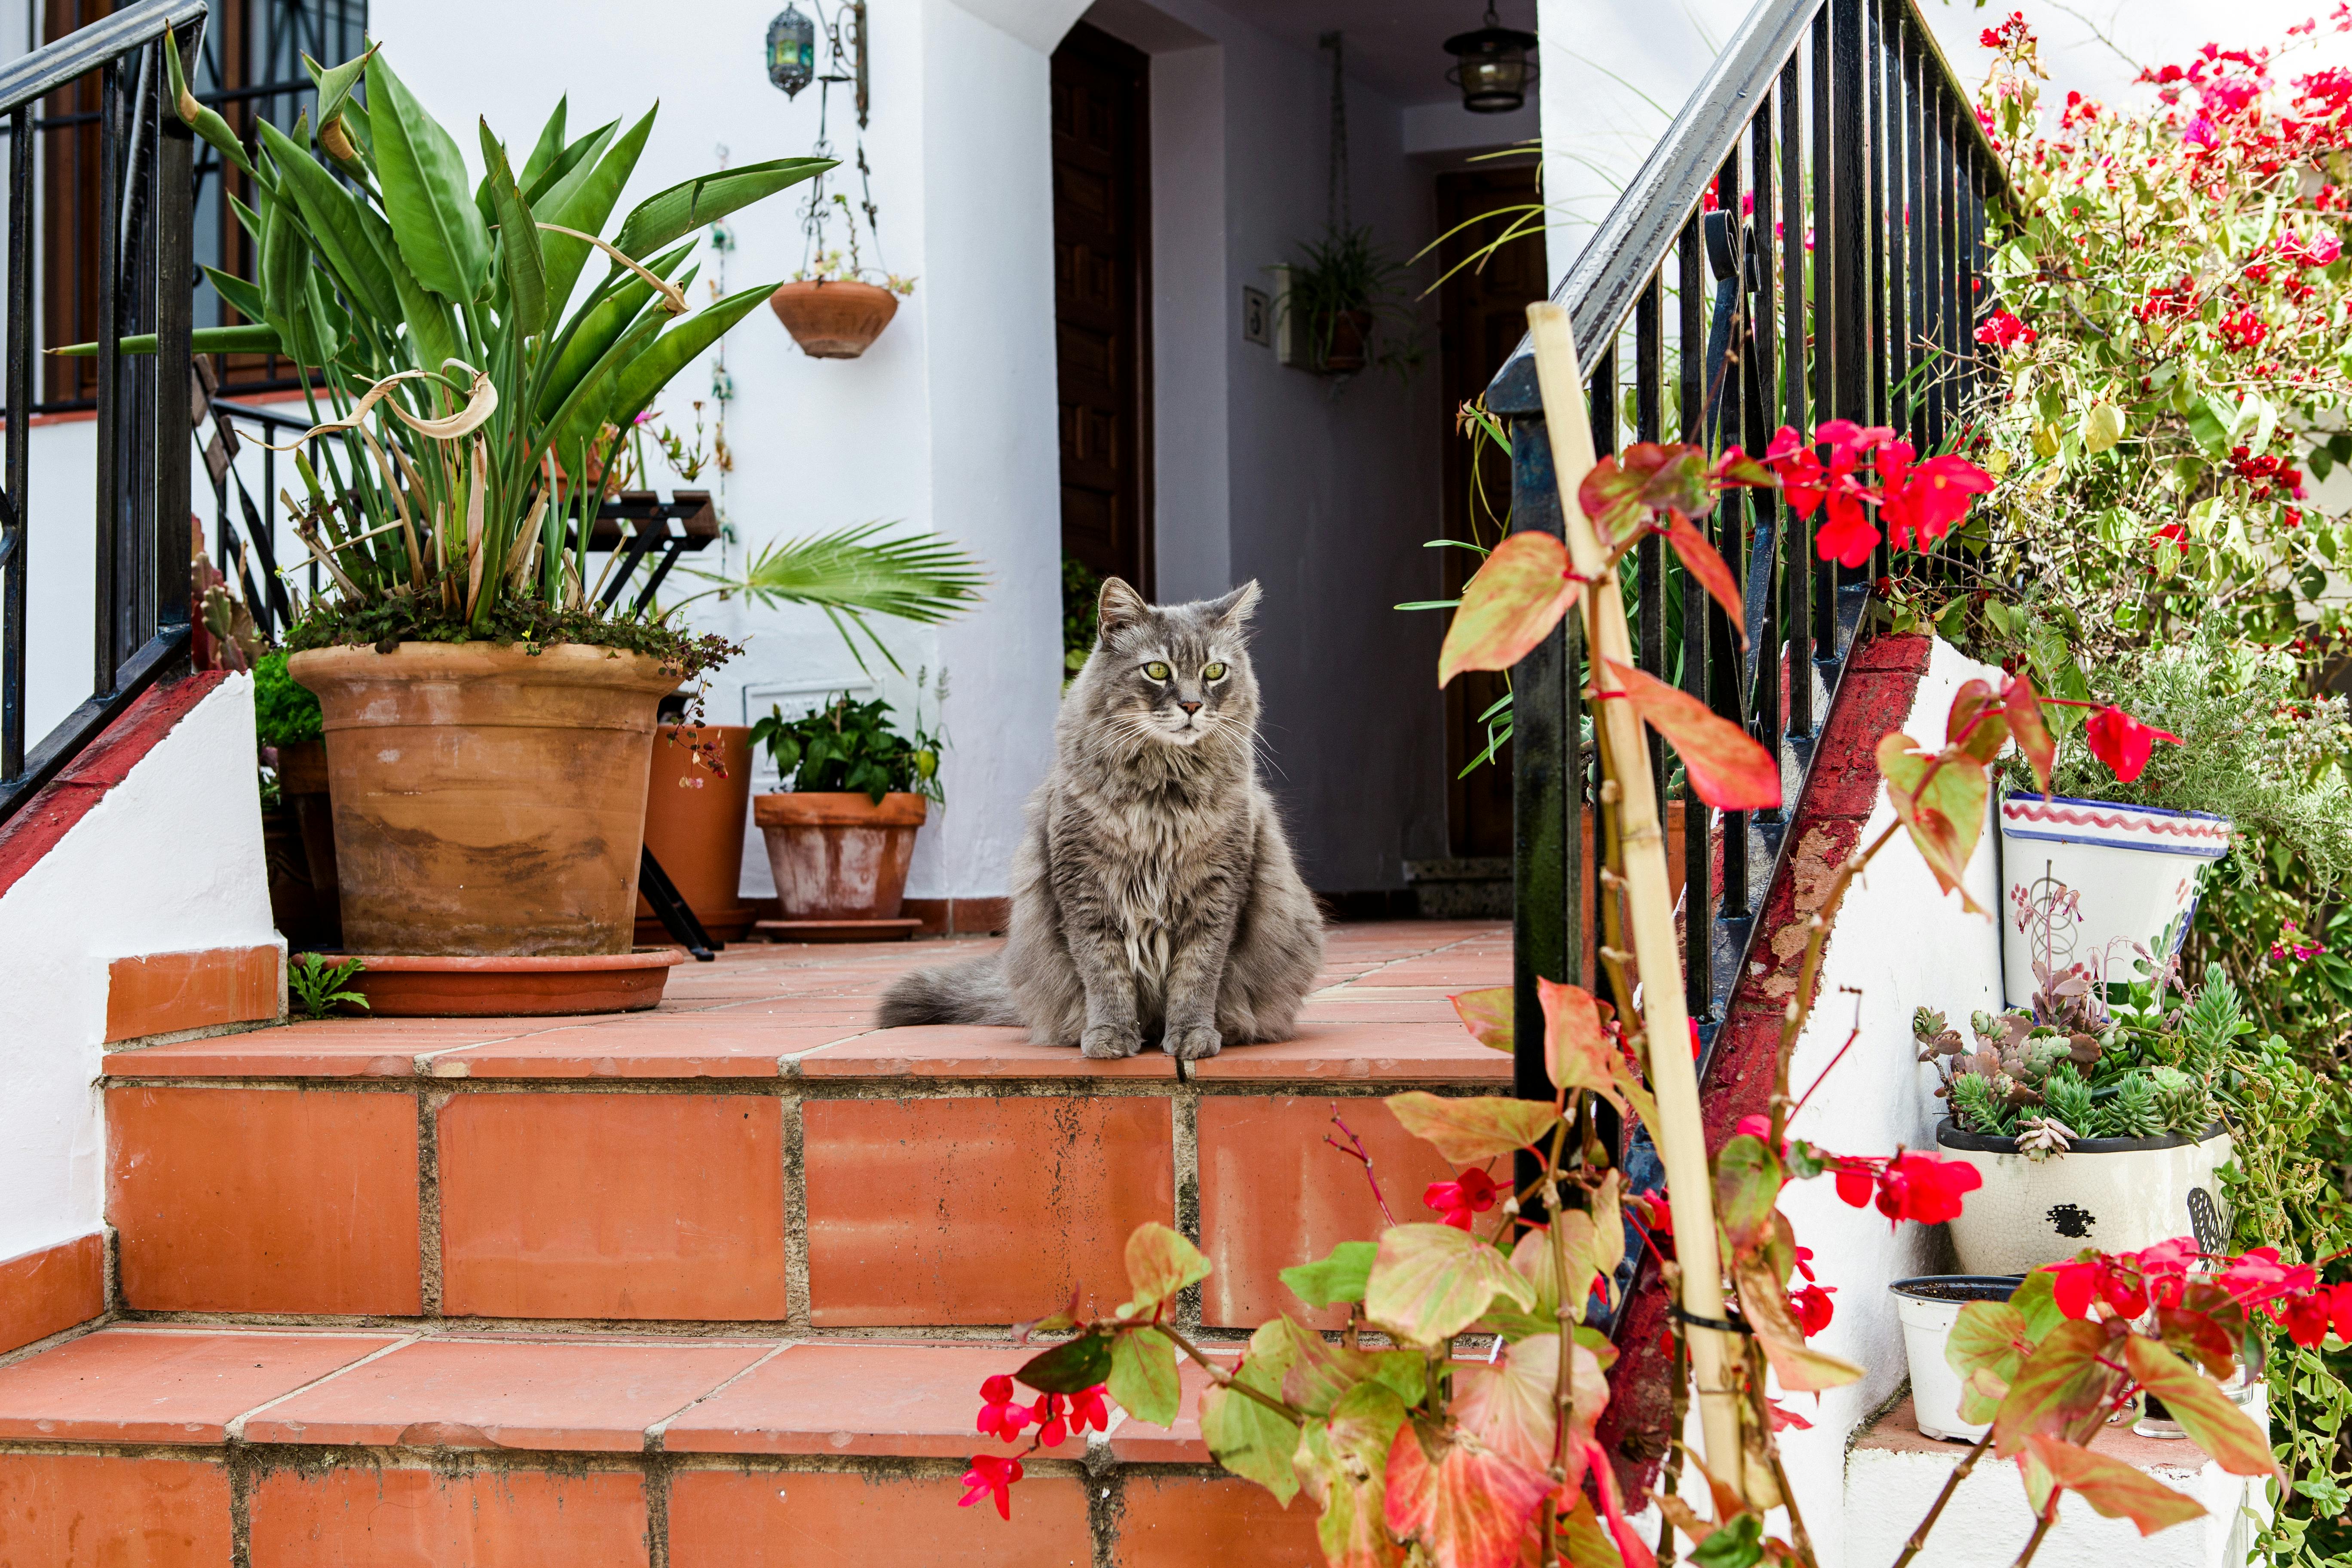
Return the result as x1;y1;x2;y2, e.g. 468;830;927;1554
38;0;366;408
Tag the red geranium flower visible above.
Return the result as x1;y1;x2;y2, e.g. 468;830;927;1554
1424;1167;1504;1231
959;1454;1023;1520
2083;705;2184;783
977;1375;1032;1442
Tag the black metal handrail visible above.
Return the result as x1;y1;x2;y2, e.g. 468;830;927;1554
1485;0;2000;1111
0;0;206;826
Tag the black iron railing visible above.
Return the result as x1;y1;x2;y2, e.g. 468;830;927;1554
0;0;206;827
1485;0;2002;1109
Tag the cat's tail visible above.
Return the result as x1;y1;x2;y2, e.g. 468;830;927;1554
876;952;1023;1028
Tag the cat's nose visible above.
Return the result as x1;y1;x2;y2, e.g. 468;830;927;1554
1177;700;1202;716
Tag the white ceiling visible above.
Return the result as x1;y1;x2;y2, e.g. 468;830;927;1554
1221;0;1539;109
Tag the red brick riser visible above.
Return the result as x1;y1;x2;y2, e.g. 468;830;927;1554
1599;634;1934;1487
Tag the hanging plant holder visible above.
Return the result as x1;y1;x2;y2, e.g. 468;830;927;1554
769;278;900;358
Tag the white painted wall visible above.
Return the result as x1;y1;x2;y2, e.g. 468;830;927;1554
1736;637;2007;1568
0;675;278;1264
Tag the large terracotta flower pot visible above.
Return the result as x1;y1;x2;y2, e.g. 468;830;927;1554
1936;1116;2234;1275
755;792;927;919
1998;792;2229;1004
289;642;680;956
769;279;899;358
635;724;757;943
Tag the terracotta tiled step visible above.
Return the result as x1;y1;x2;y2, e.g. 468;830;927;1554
100;925;1506;1327
0;1325;1326;1566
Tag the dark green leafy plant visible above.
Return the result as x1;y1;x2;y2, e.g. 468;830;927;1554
750;691;943;805
1061;555;1103;679
1278;223;1423;380
252;650;324;749
288;954;368;1020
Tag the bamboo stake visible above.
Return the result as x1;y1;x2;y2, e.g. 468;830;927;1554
1523;301;1749;1499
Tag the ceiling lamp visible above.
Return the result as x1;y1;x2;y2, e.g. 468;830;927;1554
1443;5;1539;114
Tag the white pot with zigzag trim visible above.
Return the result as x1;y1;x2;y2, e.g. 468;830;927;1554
1998;792;2230;1004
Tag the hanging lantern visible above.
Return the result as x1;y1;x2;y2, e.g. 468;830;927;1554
768;5;816;97
1443;5;1539;114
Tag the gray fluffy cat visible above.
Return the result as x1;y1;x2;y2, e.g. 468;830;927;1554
878;577;1323;1058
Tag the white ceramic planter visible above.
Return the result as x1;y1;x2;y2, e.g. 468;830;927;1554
1999;793;2229;1004
1937;1118;2233;1275
1891;1276;2023;1442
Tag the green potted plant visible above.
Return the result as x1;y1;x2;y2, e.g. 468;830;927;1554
92;40;981;974
253;650;337;946
1918;960;2248;1274
1276;223;1422;378
749;686;944;937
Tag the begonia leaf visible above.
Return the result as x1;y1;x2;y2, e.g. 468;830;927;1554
1283;1317;1424;1417
1282;1241;1380;1309
1712;1135;1785;1256
1118;1221;1210;1317
1450;986;1513;1053
1603;659;1782;810
1663;510;1748;648
1108;1325;1182;1427
1991;1318;2125;1458
1295;1384;1411;1567
2123;1336;2278;1477
1202;1320;1302;1504
1383;1421;1553;1568
1366;1224;1537;1346
1733;1254;1864;1393
1948;679;2012;764
1016;1330;1113;1393
1877;732;1990;913
1559;1494;1627;1568
1386;1090;1559;1165
1539;977;1617;1100
2025;1434;2207;1535
1439;532;1578;686
2003;672;2058;796
1946;1302;2033;1423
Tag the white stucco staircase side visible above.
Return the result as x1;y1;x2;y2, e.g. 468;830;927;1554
0;671;281;1356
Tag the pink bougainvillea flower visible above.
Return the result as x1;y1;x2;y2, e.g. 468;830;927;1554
976;1375;1032;1442
2083;705;2184;783
959;1454;1023;1520
1424;1167;1504;1230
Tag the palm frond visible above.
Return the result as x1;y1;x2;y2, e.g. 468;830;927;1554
680;521;986;674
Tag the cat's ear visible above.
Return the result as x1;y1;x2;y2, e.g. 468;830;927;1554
1210;580;1261;630
1097;576;1148;640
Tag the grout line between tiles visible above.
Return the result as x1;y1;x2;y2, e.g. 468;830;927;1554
224;1330;425;1441
643;1339;796;1452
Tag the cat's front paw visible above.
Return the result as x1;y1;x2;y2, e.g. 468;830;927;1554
1164;1023;1223;1061
1081;1023;1143;1059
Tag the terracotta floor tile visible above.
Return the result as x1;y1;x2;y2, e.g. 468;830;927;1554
439;1094;788;1320
1112;1473;1326;1566
794;1024;1177;1079
668;1468;1092;1567
1186;1023;1510;1083
426;1022;856;1078
805;1096;1174;1325
661;1341;1085;1457
1354;953;1513;988
0;1453;232;1565
0;1327;401;1442
106;945;282;1042
0;1233;104;1356
241;1337;769;1451
247;1464;649;1566
1292;996;1467;1025
1197;1096;1458;1329
107;1087;423;1314
102;1032;436;1078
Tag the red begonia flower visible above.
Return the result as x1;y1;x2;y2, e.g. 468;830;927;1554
1067;1384;1112;1436
959;1454;1023;1520
1833;1166;1877;1210
977;1375;1032;1442
1882;453;1995;548
1792;1281;1837;1335
1814;491;1883;567
2083;705;2184;783
1424;1167;1504;1230
1032;1392;1068;1448
1632;1190;1674;1237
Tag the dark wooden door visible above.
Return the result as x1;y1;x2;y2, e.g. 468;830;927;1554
1051;24;1151;591
1436;166;1544;858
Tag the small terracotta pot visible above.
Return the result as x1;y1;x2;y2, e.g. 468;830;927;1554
636;724;757;943
769;279;900;358
755;792;928;919
1320;309;1374;375
289;642;681;957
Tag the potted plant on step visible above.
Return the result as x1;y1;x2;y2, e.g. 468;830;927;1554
750;686;944;940
1918;958;2248;1274
89;40;982;1009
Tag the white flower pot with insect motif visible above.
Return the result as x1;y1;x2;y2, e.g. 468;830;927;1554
1936;1118;2234;1275
1998;793;2230;1004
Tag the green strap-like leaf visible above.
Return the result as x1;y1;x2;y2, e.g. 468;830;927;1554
357;201;460;375
537;106;655;320
53;323;281;358
611;156;835;259
479;122;547;339
546;312;665;458
301;46;375;142
518;97;568;193
367;51;490;302
602;282;779;432
533;239;692;420
165;29;256;181
257;119;401;323
202;266;268;327
526;116;617;211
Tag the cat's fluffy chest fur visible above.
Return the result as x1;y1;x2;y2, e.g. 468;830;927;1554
877;578;1323;1059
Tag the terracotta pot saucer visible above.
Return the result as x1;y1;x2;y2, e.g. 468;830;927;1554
305;950;687;1017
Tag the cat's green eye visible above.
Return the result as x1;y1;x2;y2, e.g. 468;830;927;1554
1202;663;1227;681
1144;661;1171;680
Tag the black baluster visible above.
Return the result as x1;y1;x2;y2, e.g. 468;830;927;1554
1779;57;1813;741
1678;220;1710;1020
3;104;27;780
154;38;191;664
94;58;123;695
1635;276;1666;824
1748;99;1782;808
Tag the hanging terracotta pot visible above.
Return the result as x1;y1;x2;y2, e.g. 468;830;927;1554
769;279;900;358
1318;309;1374;375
